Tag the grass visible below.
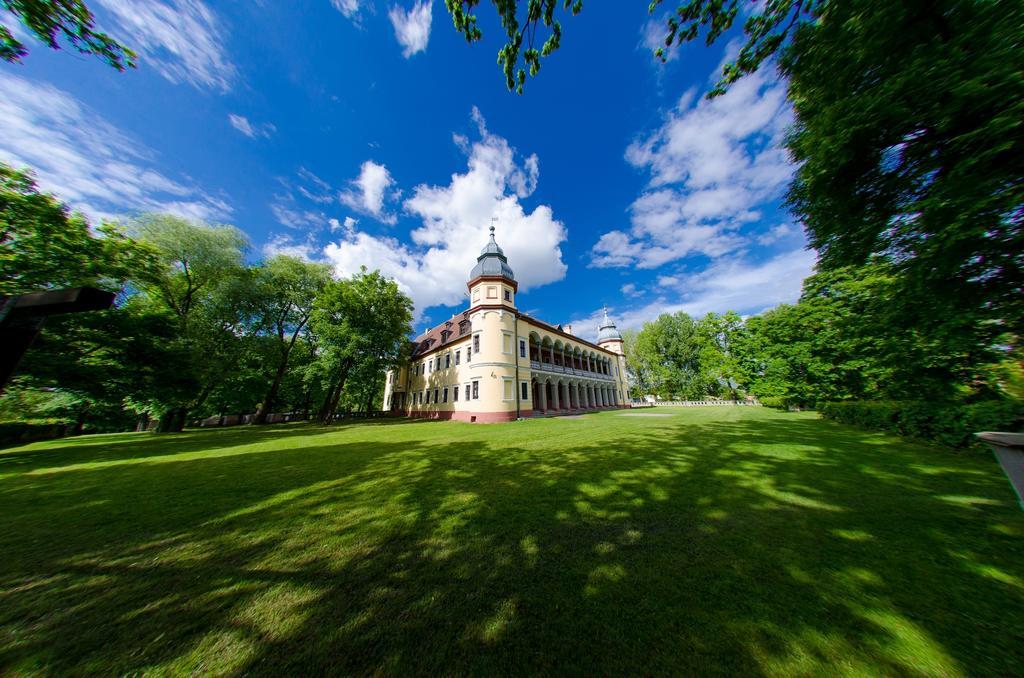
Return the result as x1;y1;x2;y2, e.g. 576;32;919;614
1;407;1023;675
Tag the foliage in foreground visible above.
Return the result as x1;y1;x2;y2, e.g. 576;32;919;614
0;0;134;68
819;399;1024;449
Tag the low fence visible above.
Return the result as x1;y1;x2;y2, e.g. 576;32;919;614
636;400;761;407
194;412;308;428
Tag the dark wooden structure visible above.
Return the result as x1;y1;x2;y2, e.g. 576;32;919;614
0;287;116;391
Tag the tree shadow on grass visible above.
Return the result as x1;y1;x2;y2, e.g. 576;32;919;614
1;411;1022;675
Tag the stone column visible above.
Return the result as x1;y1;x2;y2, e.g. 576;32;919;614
551;380;560;410
540;381;548;412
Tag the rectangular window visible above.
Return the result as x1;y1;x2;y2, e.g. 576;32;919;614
472;380;480;400
467;348;472;362
434;388;439;403
455;350;461;366
473;334;480;354
445;353;451;369
521;382;529;400
502;332;512;354
519;339;526;358
504;289;511;301
425;390;430;404
443;387;449;403
453;385;459;402
503;378;513;401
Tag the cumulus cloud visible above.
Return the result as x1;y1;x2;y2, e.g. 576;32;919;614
228;114;276;139
571;248;817;342
95;0;237;91
388;0;432;58
324;107;568;320
592;67;793;269
0;71;230;222
339;160;399;224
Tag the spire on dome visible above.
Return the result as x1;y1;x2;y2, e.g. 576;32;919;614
469;221;516;282
598;306;622;343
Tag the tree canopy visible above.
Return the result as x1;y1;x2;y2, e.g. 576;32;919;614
1;0;134;68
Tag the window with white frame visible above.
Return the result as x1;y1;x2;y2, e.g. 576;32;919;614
503;378;513;401
455;350;461;366
434;388;439;403
453;385;459;401
472;380;480;400
443;387;448;403
445;353;451;369
519;339;526;358
502;332;512;354
521;382;529;400
425;390;430;404
473;333;480;354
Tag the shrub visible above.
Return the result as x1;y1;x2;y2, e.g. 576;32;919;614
818;399;1024;448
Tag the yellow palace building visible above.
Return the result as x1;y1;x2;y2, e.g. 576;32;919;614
383;227;630;422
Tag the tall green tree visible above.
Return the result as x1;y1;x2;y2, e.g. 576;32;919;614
251;255;332;424
631;312;705;399
1;0;134;68
695;311;745;399
310;268;413;424
129;214;253;432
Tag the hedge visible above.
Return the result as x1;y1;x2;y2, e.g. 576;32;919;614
818;399;1024;448
0;420;71;447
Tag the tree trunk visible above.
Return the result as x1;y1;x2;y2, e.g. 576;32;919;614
255;354;290;425
135;413;150;432
319;359;353;424
156;407;188;433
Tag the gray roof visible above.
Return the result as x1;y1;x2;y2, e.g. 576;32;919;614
597;307;622;343
469;226;516;282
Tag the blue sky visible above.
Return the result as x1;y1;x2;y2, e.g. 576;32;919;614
0;0;815;340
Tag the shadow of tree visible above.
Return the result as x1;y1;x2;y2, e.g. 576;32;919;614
1;409;1022;674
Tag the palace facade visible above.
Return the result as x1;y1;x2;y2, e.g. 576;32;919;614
383;227;630;422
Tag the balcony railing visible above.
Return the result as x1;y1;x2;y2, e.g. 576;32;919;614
529;360;614;381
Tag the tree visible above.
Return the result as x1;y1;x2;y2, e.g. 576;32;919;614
1;0;135;68
1;163;152;295
250;255;332;424
310;268;412;424
695;311;745;399
631;312;705;400
445;0;583;94
128;214;253;432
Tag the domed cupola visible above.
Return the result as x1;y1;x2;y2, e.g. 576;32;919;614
597;307;623;344
469;225;516;282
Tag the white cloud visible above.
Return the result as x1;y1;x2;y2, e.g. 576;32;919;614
228;114;275;139
262;234;319;261
270;202;326;230
571;248;817;342
621;283;642;297
388;1;432;58
339;160;398;224
592;66;793;269
0;72;230;222
640;13;678;63
95;0;237;91
331;0;366;23
324;107;568;320
757;222;796;245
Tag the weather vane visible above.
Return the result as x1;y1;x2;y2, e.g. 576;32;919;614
490;216;498;235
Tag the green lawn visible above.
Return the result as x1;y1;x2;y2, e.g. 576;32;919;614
1;407;1022;675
